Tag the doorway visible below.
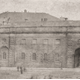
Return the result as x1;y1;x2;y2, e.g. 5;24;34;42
74;48;80;68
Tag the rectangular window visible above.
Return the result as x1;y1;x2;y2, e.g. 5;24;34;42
55;39;61;44
78;39;80;44
32;53;36;60
44;18;48;21
10;37;16;45
21;53;25;59
3;52;6;59
20;39;26;45
32;39;37;45
43;39;48;45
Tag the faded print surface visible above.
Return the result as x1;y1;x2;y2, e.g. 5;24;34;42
0;0;80;79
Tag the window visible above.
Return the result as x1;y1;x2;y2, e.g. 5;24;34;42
25;19;28;22
78;39;80;44
3;52;6;59
2;38;6;42
32;39;37;45
43;39;48;45
55;39;61;44
21;53;25;59
44;18;47;21
41;18;43;21
41;18;48;21
20;39;26;45
32;53;36;60
10;37;16;45
44;53;47;61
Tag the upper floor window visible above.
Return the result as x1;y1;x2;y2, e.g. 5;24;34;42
55;39;61;44
32;39;37;45
78;39;80;44
25;19;28;22
41;18;44;21
10;37;16;45
43;39;48;45
44;18;48;21
41;18;48;21
20;39;26;45
21;52;25;59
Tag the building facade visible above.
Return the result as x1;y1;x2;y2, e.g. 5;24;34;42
0;11;80;68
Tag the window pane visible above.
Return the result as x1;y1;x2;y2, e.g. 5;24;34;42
32;53;36;60
78;39;80;44
20;39;26;45
32;39;37;44
10;37;16;45
55;39;61;44
44;53;47;61
3;52;6;59
43;39;48;45
21;53;25;59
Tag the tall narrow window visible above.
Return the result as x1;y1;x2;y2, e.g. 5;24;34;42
10;37;16;45
21;53;25;59
3;52;6;59
78;39;80;44
32;53;36;60
44;53;47;61
41;18;43;21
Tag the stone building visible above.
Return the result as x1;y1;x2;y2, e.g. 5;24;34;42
0;11;80;68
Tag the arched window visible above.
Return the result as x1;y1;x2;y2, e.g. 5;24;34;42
32;53;36;60
21;53;25;59
78;39;80;44
44;53;47;61
3;52;6;59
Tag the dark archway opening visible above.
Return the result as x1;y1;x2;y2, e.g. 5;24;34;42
74;48;80;68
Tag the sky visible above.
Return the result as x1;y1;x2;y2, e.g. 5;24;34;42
0;0;80;20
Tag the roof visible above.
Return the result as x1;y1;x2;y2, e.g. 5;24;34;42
0;11;80;27
0;11;60;23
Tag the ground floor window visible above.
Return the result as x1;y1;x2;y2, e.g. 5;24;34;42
32;53;36;60
3;52;6;59
74;48;80;68
44;53;47;61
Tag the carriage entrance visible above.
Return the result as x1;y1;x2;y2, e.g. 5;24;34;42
74;48;80;68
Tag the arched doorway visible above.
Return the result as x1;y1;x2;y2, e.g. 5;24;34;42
74;48;80;68
0;46;9;67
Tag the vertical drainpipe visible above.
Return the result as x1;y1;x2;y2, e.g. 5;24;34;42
14;27;16;66
65;26;68;68
8;28;10;67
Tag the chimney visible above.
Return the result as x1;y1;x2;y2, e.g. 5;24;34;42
60;17;68;21
24;9;27;13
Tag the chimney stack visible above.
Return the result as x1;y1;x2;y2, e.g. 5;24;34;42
24;9;27;13
60;17;68;21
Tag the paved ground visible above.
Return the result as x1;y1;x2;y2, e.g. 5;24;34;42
0;67;80;79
